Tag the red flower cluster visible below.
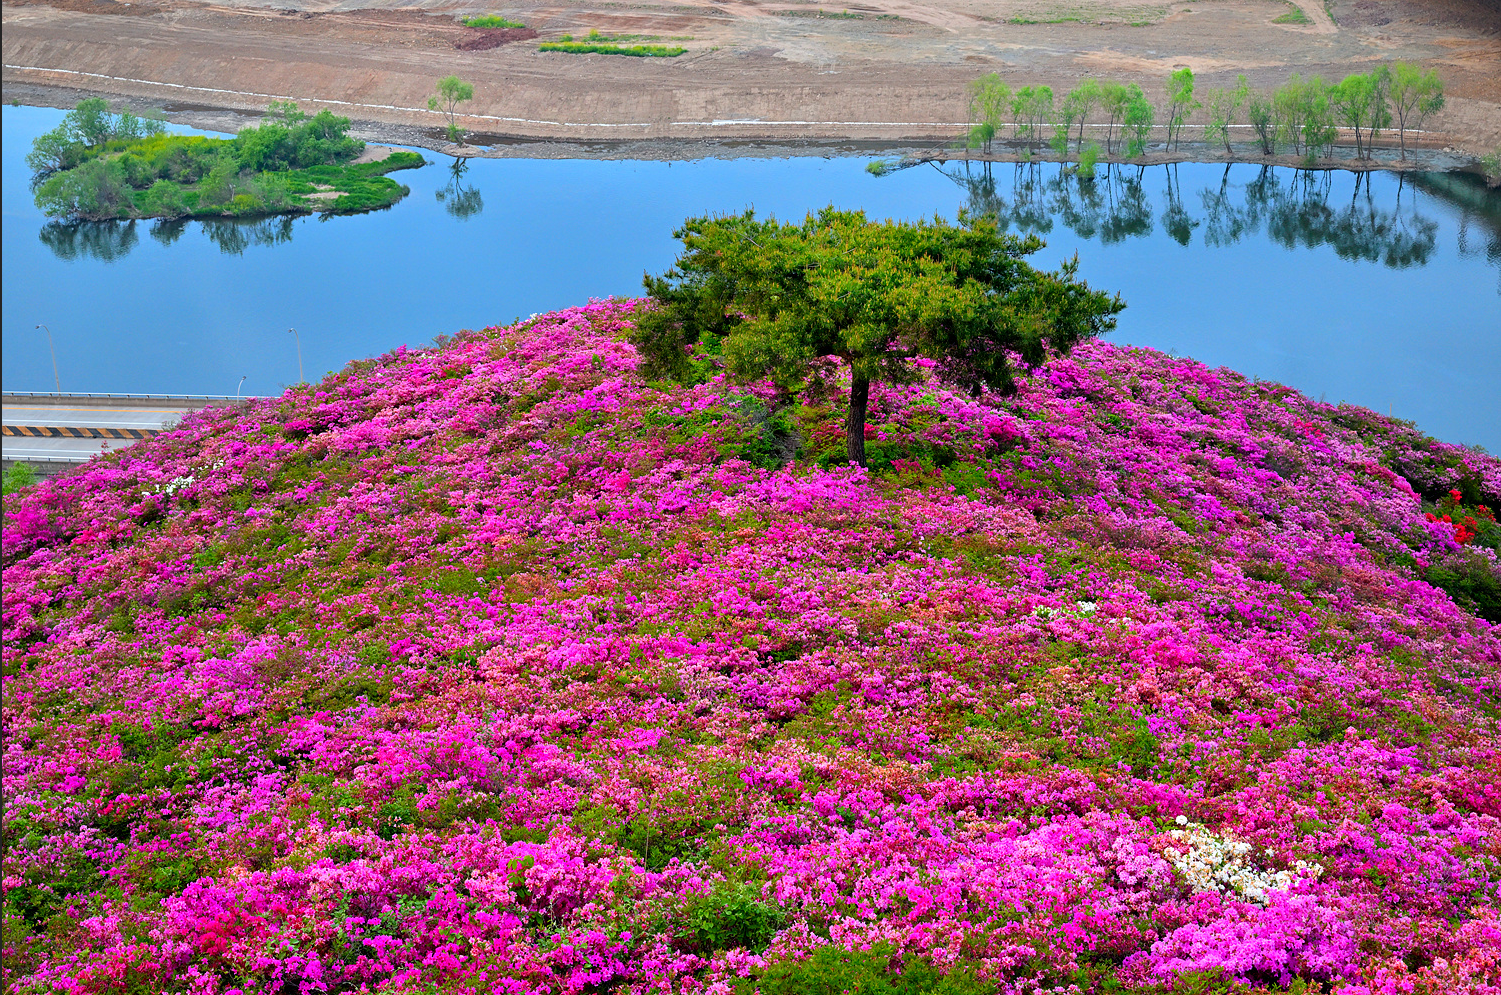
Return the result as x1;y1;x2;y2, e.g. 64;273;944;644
1426;489;1494;545
1293;418;1324;439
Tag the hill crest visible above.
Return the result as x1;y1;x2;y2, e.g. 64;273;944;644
3;299;1500;993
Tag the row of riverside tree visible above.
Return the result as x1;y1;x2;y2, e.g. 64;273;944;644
968;76;1156;160
966;62;1444;164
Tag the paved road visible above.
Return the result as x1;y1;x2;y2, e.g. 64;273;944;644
3;405;187;431
2;393;253;470
2;435;115;462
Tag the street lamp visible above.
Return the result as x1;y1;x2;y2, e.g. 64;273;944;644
236;375;247;400
288;327;304;384
35;324;60;393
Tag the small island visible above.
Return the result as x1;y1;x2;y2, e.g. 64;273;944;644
27;99;424;222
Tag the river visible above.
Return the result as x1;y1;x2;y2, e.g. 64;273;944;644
3;104;1497;449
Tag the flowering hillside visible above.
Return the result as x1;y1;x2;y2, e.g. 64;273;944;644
4;300;1501;995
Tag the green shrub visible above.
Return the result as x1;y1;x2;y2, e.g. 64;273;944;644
1425;552;1501;623
678;883;788;954
33;158;134;219
740;943;989;995
235;108;363;172
136;179;188;218
1079;140;1101;179
2;463;37;496
1482;148;1501;185
540;40;685;56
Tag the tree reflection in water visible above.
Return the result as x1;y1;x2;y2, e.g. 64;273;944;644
1160;164;1199;246
150;218;190;247
1459;216;1501;293
435;158;484;221
30;161;1493;284
1413;170;1501;292
37;220;139;262
932;160;1460;272
38;215;297;261
201;216;296;256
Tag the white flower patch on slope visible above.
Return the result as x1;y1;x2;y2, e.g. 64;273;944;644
1163;816;1324;906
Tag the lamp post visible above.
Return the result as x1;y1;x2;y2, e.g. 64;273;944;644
288;327;304;384
35;324;60;393
236;375;247;400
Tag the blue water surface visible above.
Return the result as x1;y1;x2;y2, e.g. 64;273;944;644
3;104;1498;448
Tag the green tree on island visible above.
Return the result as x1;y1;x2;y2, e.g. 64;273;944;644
25;98;165;176
1098;82;1131;154
1272;74;1336;159
29;100;419;222
429;76;476;144
631;209;1124;467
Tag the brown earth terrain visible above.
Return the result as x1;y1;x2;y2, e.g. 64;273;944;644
3;0;1500;157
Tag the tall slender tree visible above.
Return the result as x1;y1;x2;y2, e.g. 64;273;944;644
1201;75;1250;156
1389;62;1444;159
1164;67;1199;151
1301;76;1339;159
1123;91;1155;158
1099;82;1136;154
967;73;1012;154
1062;80;1102;153
1247;88;1277;155
428;76;475;144
1012;86;1055;154
1332;70;1390;159
1273;74;1310;155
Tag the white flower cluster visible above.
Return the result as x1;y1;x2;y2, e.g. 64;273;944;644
1031;601;1099;621
150;459;226;498
1163;815;1323;906
152;474;196;497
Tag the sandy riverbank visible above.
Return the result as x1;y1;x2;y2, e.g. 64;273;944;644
4;78;1490;179
4;0;1500;159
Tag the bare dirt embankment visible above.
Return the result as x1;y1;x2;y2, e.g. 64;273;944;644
3;0;1499;157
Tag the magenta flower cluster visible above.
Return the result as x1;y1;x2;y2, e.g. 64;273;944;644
3;300;1499;994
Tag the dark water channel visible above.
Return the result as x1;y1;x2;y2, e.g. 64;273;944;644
3;105;1498;449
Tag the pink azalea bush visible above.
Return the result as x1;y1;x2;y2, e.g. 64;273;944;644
3;299;1500;995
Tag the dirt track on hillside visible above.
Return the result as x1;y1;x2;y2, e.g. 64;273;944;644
4;0;1499;154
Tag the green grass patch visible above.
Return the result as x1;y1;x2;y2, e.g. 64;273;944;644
543;31;686;56
283;151;424;214
1273;3;1312;23
773;8;866;17
462;14;525;27
739;943;990;994
540;42;687;56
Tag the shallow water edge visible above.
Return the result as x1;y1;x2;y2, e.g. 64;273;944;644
4;81;1489;175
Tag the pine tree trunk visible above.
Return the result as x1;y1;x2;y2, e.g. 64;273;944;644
846;373;869;467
